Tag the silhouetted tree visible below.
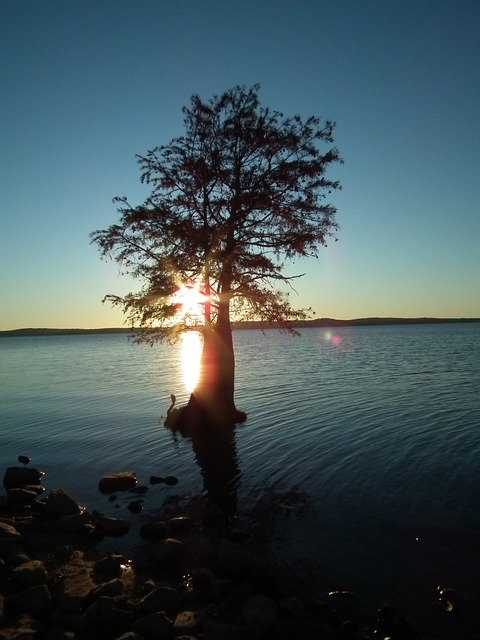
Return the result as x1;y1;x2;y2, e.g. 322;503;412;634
91;84;342;425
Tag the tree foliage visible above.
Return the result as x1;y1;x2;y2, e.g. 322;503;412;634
90;84;342;345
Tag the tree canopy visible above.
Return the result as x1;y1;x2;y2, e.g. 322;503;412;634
91;84;342;343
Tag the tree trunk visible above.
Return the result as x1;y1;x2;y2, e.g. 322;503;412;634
186;299;245;427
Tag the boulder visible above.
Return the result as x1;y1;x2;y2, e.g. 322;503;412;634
55;566;94;612
98;471;137;494
7;584;53;615
150;537;184;564
0;520;23;554
7;488;39;506
173;609;202;636
93;554;126;576
3;466;44;489
0;613;42;638
139;520;166;541
95;516;131;537
80;595;133;638
44;488;82;516
12;559;49;588
134;585;180;617
132;611;171;640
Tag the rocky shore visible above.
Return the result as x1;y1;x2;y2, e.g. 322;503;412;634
0;461;451;639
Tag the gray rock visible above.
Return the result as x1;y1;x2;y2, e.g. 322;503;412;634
151;537;184;563
114;633;143;640
12;559;49;588
242;594;277;627
98;471;137;494
44;488;82;516
132;611;171;640
7;584;53;615
135;585;180;616
3;466;43;489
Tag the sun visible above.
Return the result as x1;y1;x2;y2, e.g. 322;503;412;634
172;280;206;323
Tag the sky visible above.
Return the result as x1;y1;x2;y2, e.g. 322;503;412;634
1;0;479;330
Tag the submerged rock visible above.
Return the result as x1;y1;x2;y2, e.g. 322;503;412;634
98;471;137;494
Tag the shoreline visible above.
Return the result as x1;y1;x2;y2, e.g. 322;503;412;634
1;317;479;337
1;463;474;639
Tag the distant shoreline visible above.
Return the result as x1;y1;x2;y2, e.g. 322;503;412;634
1;317;479;337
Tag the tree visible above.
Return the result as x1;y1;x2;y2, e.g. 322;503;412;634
90;84;342;427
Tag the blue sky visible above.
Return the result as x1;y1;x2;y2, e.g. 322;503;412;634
1;0;479;330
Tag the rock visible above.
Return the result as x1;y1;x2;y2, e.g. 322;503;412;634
0;613;42;639
3;466;43;489
242;594;277;627
139;520;166;541
129;485;148;495
115;634;143;640
98;471;137;494
12;559;49;588
219;540;252;574
18;455;31;465
0;494;8;510
54;512;92;533
44;488;82;516
173;610;202;636
89;578;124;601
3;543;30;566
219;581;251;616
7;584;53;615
203;619;263;640
95;515;131;537
164;475;179;486
80;595;133;638
132;611;171;640
127;500;143;514
94;554;126;576
55;566;95;612
278;596;305;619
134;585;180;617
7;488;39;506
149;475;164;484
0;520;23;554
376;604;418;640
170;516;193;532
150;537;184;564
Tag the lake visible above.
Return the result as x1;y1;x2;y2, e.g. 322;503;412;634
1;323;479;635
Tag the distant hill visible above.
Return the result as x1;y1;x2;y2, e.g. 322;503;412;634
1;317;479;337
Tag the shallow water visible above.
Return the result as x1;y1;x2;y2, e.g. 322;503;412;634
1;323;479;635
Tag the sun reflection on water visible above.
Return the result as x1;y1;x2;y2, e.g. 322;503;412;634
181;331;203;393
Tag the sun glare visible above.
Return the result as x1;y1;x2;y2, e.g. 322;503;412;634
173;281;206;324
181;331;202;392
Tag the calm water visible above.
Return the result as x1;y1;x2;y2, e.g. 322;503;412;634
1;324;480;634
